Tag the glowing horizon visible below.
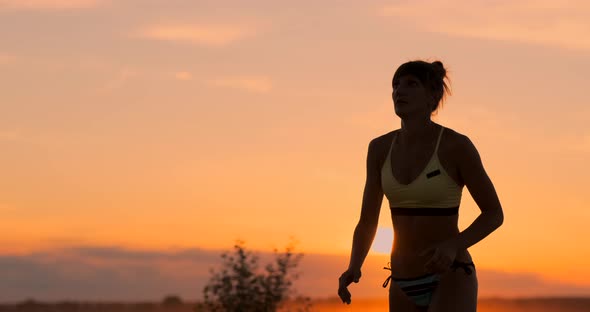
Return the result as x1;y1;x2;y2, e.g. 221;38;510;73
1;0;589;301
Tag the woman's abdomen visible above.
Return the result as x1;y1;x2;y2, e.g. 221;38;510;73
388;215;473;277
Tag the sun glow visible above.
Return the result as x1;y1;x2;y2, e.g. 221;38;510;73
371;227;393;254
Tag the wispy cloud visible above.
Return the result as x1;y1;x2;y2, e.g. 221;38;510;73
133;24;256;46
102;67;138;91
0;0;104;11
379;0;590;50
174;71;192;81
205;76;272;93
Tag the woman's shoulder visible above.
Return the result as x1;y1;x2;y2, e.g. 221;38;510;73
441;126;471;148
369;130;398;150
374;128;401;143
440;126;480;162
442;125;459;139
364;130;398;167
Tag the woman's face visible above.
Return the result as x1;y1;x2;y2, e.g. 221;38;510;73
392;74;434;119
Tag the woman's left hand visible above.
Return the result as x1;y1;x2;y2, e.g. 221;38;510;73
419;240;458;273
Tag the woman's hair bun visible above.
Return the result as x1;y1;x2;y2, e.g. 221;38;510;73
431;61;446;78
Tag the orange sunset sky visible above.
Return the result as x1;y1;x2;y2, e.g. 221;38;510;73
1;0;590;302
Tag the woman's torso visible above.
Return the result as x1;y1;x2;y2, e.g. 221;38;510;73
376;124;473;277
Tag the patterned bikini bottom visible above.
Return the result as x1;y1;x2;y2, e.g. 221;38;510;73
382;260;476;308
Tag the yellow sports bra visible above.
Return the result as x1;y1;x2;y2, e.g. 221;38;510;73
380;126;463;216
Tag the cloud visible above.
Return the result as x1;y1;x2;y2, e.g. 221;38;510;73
0;246;218;302
0;0;103;11
205;76;272;93
174;72;192;81
133;24;256;46
1;246;589;302
476;268;590;298
102;67;138;91
379;0;590;51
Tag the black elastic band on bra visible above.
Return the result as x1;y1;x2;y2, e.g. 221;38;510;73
390;206;459;216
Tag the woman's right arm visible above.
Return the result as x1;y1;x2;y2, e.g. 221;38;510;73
347;138;385;272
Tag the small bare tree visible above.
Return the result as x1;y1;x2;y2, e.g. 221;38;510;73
202;240;312;312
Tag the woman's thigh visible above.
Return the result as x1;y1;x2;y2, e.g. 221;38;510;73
389;281;427;312
427;266;478;312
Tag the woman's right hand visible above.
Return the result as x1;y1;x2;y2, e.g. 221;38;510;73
337;268;362;304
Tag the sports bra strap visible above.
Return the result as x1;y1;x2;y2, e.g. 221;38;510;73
434;126;444;153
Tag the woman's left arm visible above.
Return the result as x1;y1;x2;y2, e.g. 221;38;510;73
449;134;504;250
422;134;504;271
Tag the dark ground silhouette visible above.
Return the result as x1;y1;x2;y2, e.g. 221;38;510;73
1;297;589;312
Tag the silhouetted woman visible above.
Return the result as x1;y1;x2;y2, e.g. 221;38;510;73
338;60;504;312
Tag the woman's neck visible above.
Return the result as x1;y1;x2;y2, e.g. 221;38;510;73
398;119;438;145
